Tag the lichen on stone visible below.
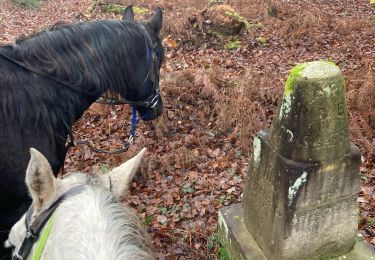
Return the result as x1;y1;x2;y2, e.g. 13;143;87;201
253;136;261;167
218;211;230;239
288;171;308;206
299;60;340;79
278;94;292;120
322;83;338;97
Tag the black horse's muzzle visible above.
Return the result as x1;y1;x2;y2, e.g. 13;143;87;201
137;94;163;121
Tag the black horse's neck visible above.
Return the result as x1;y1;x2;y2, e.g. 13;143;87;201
0;19;152;140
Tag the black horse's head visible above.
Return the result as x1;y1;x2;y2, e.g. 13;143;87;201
122;6;164;121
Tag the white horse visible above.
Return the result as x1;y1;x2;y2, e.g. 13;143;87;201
5;148;153;260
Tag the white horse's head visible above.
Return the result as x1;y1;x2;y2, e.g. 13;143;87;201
5;148;150;259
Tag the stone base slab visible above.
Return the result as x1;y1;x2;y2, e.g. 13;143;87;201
218;204;375;260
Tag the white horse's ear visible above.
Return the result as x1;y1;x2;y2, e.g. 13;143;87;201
26;148;57;212
102;148;146;200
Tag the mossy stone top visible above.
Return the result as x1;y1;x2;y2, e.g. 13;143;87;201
270;61;350;162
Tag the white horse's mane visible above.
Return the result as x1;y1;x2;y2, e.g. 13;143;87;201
46;184;152;260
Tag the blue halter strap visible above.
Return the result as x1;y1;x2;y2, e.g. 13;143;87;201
129;36;152;134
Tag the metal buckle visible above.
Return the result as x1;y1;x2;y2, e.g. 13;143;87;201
128;135;134;145
150;95;159;108
25;230;38;240
12;252;23;260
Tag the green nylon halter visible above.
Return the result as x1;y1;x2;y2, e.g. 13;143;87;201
31;210;57;260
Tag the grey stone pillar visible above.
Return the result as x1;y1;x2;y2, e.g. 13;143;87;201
218;61;375;260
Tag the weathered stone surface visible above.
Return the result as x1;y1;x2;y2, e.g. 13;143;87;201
219;204;375;260
336;236;375;260
270;61;350;162
218;204;266;260
243;130;360;259
240;61;362;259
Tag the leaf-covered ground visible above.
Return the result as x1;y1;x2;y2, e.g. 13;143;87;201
1;0;374;258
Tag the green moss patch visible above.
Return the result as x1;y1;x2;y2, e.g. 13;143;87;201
209;0;224;5
285;60;339;96
100;3;125;14
219;247;230;260
224;39;241;50
224;10;250;31
256;37;267;46
285;63;307;96
88;1;150;15
133;6;151;15
11;0;41;7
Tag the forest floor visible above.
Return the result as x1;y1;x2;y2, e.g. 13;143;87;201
1;0;374;258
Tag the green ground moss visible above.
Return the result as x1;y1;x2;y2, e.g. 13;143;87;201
133;6;150;14
101;4;124;14
12;0;41;7
224;10;250;31
209;0;224;5
256;37;267;46
224;39;241;50
90;2;150;15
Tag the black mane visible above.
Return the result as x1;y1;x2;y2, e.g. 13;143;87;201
7;19;147;93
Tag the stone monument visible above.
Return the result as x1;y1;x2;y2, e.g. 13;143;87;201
218;61;375;259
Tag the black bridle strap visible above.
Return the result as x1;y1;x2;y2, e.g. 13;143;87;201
95;89;160;108
13;185;86;260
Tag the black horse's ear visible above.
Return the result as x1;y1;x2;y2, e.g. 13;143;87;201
123;5;134;21
147;7;163;35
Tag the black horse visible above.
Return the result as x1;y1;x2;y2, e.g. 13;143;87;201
0;6;164;257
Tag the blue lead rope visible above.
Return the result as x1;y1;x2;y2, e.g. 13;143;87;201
131;107;137;137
